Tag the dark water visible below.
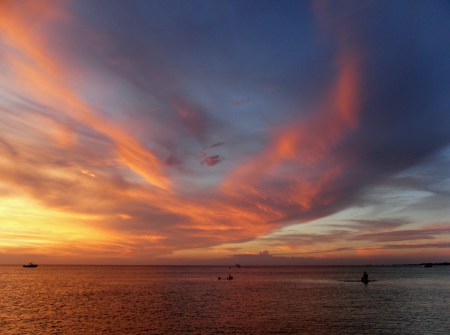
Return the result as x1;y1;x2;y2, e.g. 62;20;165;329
0;265;448;334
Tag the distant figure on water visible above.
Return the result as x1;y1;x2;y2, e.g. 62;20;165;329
23;262;38;268
361;271;369;284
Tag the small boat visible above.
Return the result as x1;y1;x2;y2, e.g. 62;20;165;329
23;263;38;268
423;263;433;268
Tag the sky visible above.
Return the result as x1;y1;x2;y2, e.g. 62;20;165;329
0;0;450;265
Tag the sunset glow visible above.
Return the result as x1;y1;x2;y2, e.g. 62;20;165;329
1;0;449;265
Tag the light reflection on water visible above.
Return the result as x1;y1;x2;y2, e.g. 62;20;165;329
0;265;448;334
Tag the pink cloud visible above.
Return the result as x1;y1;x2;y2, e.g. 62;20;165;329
201;155;223;166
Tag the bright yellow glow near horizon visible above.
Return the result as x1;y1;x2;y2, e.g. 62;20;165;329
0;196;113;248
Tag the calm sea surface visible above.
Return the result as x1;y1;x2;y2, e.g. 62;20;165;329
0;265;448;334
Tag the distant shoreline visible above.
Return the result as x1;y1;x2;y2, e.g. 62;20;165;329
2;262;449;267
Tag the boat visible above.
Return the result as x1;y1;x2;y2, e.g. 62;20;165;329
23;262;38;268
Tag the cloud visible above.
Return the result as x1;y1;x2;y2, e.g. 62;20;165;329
201;155;223;167
335;219;411;232
1;2;172;190
0;0;449;264
220;0;450;228
165;155;182;166
234;97;251;106
253;219;450;260
380;242;450;250
0;136;18;156
350;226;450;242
204;142;225;150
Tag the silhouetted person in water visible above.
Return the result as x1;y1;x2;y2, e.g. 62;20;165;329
361;271;368;283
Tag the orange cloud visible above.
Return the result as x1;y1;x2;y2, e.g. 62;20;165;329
0;1;170;190
0;1;366;262
222;48;361;219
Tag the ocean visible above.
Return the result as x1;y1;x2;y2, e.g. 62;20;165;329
0;265;448;334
